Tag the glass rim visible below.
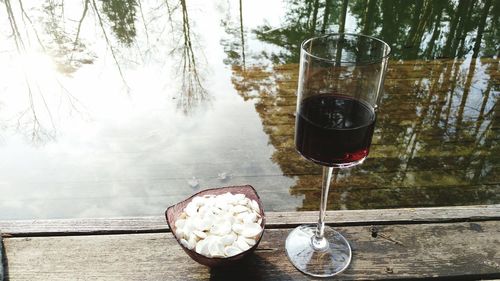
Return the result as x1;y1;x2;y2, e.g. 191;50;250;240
301;33;392;64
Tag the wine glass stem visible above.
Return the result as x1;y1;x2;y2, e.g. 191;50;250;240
312;166;338;251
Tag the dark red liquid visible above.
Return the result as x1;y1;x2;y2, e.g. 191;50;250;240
295;94;376;166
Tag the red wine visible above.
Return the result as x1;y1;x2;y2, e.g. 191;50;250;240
295;94;376;167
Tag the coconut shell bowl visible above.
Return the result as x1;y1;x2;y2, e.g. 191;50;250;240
165;185;266;267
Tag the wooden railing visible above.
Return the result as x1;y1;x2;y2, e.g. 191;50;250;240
1;205;499;280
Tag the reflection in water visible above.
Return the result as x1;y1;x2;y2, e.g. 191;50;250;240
102;0;138;46
42;0;95;74
174;0;210;115
0;0;498;219
1;0;295;220
3;0;82;143
220;0;247;68
230;58;499;210
254;0;499;62
1;0;211;147
226;0;499;210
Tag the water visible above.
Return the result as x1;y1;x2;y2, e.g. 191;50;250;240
0;0;498;219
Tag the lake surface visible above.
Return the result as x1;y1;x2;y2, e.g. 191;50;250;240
0;0;498;219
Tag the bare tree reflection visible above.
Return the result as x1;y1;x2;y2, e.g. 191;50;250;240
91;0;130;90
70;0;89;62
4;0;25;50
238;0;246;68
17;0;46;50
168;0;209;115
3;0;55;143
2;0;92;143
43;0;95;74
2;0;213;142
136;0;150;45
220;0;248;67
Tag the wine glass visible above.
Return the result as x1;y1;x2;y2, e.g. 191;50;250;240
285;33;391;277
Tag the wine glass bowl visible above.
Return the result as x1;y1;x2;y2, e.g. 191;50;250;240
286;33;390;277
294;93;376;168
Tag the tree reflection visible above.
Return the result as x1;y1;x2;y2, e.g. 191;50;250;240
226;0;500;209
97;0;210;113
220;0;248;67
1;0;212;140
42;0;95;74
254;0;499;62
229;57;499;210
3;0;54;143
102;0;138;46
174;0;209;114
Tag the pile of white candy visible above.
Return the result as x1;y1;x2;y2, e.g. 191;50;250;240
174;192;263;258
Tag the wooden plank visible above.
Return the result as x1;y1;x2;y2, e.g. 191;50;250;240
3;221;500;280
0;205;498;235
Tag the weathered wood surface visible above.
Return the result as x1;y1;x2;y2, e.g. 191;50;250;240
3;220;500;281
0;205;499;235
2;208;500;280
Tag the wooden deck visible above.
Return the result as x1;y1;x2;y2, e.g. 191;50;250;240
1;205;499;280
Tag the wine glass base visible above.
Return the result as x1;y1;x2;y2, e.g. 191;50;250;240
285;225;352;277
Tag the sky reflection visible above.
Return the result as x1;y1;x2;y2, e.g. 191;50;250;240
0;0;298;219
0;0;498;219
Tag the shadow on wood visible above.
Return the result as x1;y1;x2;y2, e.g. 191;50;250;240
209;254;295;281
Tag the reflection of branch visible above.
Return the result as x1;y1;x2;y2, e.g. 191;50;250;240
5;0;54;142
22;76;55;143
5;0;90;143
70;0;89;62
4;0;25;50
137;0;149;44
37;84;56;132
481;102;497;120
56;79;88;115
165;0;177;24
90;0;130;91
239;0;245;68
176;0;208;114
26;80;42;141
18;0;46;51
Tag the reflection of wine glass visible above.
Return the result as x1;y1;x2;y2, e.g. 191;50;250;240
285;33;390;277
